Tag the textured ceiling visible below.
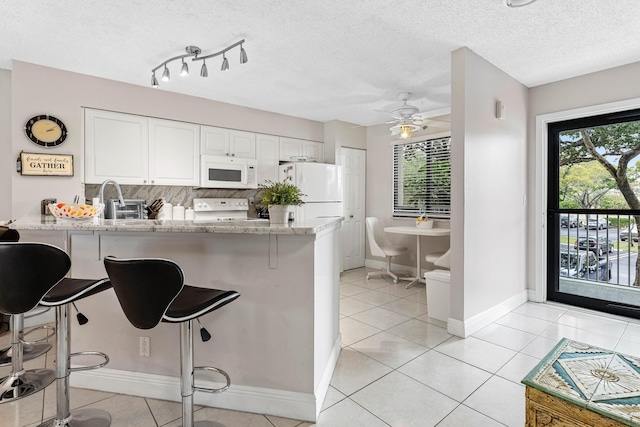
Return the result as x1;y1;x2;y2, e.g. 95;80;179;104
1;1;640;126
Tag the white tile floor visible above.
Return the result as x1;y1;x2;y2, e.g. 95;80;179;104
2;267;640;426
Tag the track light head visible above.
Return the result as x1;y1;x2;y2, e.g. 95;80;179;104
180;58;189;76
200;60;208;77
221;54;229;71
240;44;248;64
151;73;159;88
161;65;170;82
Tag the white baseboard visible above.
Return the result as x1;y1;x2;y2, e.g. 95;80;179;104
527;288;542;302
71;334;343;422
447;290;528;337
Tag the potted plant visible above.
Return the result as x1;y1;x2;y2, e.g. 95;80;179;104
256;180;305;224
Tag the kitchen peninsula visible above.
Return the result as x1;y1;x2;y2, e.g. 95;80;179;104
11;216;343;422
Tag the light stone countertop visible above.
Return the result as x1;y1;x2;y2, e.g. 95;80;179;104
10;216;343;235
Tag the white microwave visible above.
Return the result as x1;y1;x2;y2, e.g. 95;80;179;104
200;155;258;189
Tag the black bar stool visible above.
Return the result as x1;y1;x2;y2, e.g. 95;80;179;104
0;228;54;369
103;256;240;427
0;242;112;427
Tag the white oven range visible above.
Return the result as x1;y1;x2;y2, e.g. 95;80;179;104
192;198;250;222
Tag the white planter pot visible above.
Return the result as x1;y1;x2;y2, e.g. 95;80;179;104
268;205;291;224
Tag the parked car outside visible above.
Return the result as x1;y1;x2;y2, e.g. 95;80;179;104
573;236;613;256
586;216;611;230
559;250;611;282
560;214;580;228
620;224;639;242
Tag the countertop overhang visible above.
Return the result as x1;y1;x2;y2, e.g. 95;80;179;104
10;216;343;235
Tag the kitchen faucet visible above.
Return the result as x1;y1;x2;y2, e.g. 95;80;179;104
99;179;126;212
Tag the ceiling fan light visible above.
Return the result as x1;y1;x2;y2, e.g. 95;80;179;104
151;73;159;88
221;54;229;71
161;64;170;82
240;45;248;64
399;125;413;139
200;61;208;77
180;59;189;76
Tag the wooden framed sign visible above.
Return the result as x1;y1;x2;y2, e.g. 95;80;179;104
20;152;74;176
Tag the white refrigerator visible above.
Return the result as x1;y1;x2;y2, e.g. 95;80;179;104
279;162;343;222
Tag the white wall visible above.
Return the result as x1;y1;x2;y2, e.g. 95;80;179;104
449;48;528;335
527;60;640;298
0;69;11;220
324;120;366;165
10;61;325;219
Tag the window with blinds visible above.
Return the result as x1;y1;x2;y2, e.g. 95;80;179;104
393;136;451;218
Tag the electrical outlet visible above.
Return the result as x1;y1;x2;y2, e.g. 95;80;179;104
139;336;150;357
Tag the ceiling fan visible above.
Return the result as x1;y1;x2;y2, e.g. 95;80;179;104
380;92;433;139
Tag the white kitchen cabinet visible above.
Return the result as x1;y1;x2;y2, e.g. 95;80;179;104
279;137;302;161
229;130;256;158
303;140;324;162
85;109;199;186
85;109;149;185
200;126;229;156
149;118;200;186
256;133;280;184
279;137;324;162
201;126;256;158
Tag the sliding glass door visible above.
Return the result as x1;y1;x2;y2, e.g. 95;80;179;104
547;108;640;319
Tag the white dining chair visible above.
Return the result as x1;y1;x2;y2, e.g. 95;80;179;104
365;217;409;283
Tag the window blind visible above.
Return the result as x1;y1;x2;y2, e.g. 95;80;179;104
393;136;451;218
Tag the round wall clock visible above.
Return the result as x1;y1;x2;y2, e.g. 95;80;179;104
24;115;68;147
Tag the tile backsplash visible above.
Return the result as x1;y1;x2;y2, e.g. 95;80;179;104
85;185;261;216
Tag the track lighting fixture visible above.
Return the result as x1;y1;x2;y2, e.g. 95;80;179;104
200;60;208;78
240;43;248;64
221;53;229;71
180;58;189;76
150;39;247;87
161;64;170;82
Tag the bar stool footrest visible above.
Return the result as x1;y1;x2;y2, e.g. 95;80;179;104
0;342;52;367
69;351;109;373
21;325;56;345
193;366;231;394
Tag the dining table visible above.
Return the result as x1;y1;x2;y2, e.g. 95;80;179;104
383;226;451;288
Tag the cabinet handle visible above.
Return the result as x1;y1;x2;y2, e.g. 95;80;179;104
350;215;354;218
143;180;147;184
151;180;154;184
231;153;235;157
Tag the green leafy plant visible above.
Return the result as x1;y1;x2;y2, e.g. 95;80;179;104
256;180;306;208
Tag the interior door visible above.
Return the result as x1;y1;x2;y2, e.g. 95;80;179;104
341;148;366;270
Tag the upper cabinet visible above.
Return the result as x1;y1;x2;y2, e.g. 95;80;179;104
85;109;149;185
256;133;280;184
201;126;256;159
85;109;323;188
148;118;200;186
303;140;324;163
279;137;324;162
85;109;199;186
